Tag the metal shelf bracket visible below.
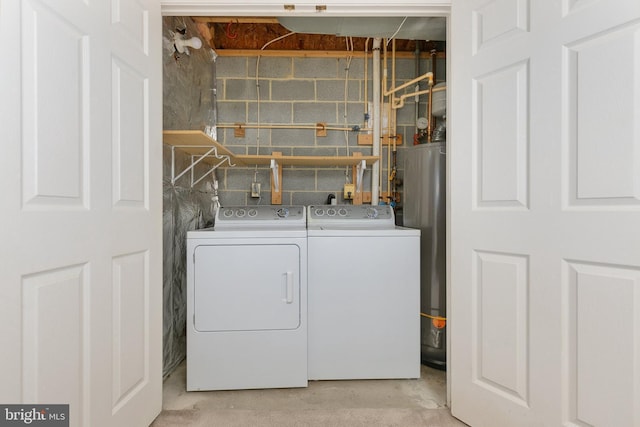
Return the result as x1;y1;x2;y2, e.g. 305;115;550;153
170;145;235;187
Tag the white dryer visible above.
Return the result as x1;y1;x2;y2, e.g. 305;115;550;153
307;204;421;380
186;205;307;391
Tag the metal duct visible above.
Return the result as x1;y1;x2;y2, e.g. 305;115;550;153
277;17;446;40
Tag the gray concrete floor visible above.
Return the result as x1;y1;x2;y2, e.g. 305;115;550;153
152;362;467;427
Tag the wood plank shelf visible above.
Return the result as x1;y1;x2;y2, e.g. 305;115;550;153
163;130;236;161
163;130;377;204
163;130;378;167
235;154;378;167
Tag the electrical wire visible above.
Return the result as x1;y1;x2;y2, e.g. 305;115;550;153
386;17;408;46
343;36;354;184
255;31;296;174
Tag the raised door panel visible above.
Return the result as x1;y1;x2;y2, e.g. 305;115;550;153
472;251;529;406
22;265;89;427
21;0;90;209
562;261;640;427
564;24;640;208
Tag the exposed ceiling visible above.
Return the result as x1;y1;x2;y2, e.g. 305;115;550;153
191;17;446;53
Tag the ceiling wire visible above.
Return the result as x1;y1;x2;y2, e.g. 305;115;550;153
387;17;408;46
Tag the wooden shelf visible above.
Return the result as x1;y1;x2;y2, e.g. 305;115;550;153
163;130;235;162
163;130;376;204
163;130;378;167
235;154;378;167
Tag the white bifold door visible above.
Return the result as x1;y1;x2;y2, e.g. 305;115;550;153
450;0;640;426
0;1;162;426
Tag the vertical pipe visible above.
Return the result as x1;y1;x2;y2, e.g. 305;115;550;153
414;45;420;134
382;40;388;200
364;38;369;128
371;38;382;205
428;49;437;142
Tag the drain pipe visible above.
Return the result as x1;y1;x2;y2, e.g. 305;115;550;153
372;37;382;205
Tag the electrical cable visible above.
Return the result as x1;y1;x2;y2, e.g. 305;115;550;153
255;31;296;175
343;36;354;184
387;17;408;46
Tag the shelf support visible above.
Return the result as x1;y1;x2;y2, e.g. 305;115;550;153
270;152;282;205
170;144;234;187
351;153;365;205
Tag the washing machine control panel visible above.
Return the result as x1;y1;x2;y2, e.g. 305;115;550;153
307;205;395;227
216;205;306;228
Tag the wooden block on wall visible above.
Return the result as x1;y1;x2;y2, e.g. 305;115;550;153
234;123;246;138
357;134;373;145
316;123;327;137
357;134;403;146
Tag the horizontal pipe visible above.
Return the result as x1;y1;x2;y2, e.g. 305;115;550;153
217;123;371;132
384;71;433;97
392;84;446;110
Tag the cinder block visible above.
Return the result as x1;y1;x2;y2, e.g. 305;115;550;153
291;192;326;206
216;57;248;78
250;57;292;78
294;58;338;79
317;169;349;191
338;57;366;80
225;79;265;100
217;101;247;124
321;129;357;147
282;169;316;191
338;103;366;126
225;167;255;190
217;190;247;206
222;128;270;146
293;147;339;157
316;80;360;102
257;146;293;156
396;102;418;125
272;80;315;101
394;58;418;79
248;102;293;123
293;102;336;124
271;128;314;146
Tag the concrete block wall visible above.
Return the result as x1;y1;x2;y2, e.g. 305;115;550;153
214;54;446;206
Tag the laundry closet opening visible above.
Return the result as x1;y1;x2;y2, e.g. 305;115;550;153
160;9;450;395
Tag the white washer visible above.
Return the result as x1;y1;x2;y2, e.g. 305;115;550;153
307;204;421;380
186;205;307;391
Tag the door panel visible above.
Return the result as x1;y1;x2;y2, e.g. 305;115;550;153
22;265;89;426
21;0;89;209
0;0;162;426
451;0;640;425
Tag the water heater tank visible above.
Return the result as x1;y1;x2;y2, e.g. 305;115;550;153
431;82;446;117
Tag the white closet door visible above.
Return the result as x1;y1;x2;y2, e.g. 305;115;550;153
450;0;640;425
0;1;162;426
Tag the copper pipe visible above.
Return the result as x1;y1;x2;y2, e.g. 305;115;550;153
429;49;437;142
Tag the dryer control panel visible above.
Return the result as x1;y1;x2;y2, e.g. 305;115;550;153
215;205;306;229
307;205;395;228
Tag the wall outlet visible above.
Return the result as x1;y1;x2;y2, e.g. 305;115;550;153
343;183;355;200
251;182;261;198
